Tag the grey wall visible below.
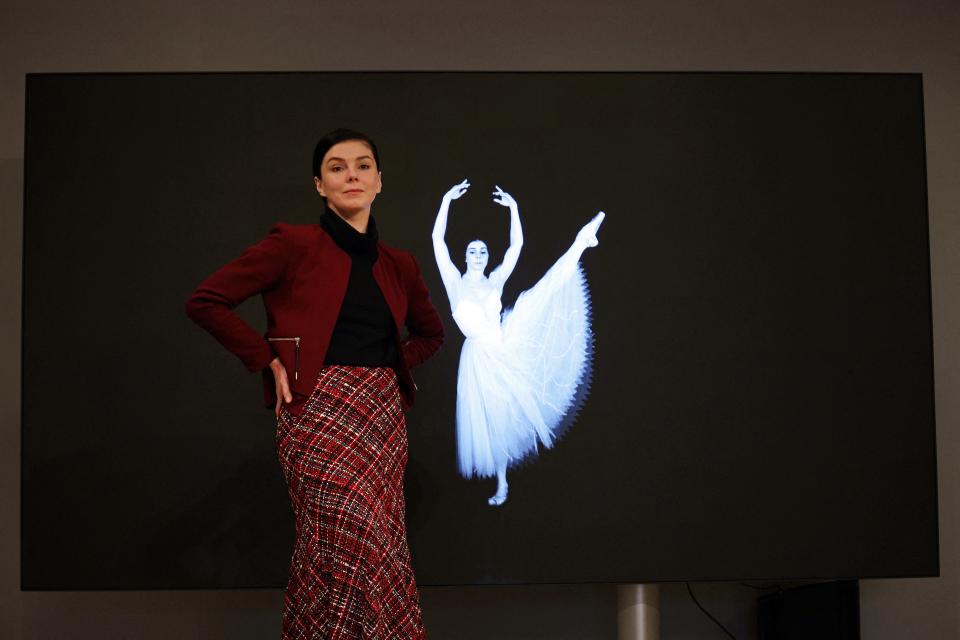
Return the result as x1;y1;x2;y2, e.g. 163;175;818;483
2;1;956;638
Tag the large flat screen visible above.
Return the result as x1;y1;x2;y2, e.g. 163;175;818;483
22;72;937;588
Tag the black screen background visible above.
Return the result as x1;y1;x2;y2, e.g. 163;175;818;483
21;72;937;588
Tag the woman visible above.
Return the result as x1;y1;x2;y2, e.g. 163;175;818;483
432;179;604;506
185;129;443;639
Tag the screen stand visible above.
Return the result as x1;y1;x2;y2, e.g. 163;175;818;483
617;584;660;640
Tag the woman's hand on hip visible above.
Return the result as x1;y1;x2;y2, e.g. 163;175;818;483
270;357;293;417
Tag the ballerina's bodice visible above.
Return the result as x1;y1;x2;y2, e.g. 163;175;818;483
451;280;503;343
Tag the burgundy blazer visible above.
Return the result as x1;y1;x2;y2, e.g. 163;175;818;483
185;222;444;415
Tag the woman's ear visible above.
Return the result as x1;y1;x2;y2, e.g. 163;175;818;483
376;171;383;194
314;176;325;197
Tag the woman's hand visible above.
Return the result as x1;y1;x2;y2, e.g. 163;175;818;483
444;179;470;201
492;185;517;210
270;357;293;418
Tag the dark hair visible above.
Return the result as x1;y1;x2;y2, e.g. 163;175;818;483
312;128;381;178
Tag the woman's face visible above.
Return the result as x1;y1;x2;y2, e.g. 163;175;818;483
465;240;489;273
314;140;382;217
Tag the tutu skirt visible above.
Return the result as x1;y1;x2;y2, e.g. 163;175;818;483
276;365;425;639
456;261;593;478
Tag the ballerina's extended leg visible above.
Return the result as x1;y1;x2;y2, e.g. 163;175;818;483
488;464;509;506
534;211;606;299
483;211;605;508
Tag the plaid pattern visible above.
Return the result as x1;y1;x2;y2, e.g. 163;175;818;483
276;365;426;639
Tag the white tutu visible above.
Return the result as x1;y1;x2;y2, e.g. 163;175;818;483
453;258;593;478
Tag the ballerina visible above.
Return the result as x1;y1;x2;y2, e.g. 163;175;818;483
432;179;604;506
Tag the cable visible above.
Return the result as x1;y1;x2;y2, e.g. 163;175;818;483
686;582;738;639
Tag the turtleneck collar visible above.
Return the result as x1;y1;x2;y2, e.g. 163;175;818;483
320;206;379;260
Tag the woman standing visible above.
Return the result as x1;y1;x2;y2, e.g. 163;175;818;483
186;129;443;639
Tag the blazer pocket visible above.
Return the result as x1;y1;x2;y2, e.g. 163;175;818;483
267;336;301;381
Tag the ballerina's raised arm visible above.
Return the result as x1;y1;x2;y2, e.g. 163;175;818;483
488;185;523;290
432;180;470;307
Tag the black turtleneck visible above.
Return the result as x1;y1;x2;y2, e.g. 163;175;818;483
320;208;399;368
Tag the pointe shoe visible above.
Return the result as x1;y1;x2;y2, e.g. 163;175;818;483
488;489;508;506
577;211;605;248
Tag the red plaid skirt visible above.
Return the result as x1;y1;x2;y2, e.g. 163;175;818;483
276;365;426;639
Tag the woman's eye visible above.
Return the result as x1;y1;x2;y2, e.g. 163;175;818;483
360;163;371;169
330;166;343;172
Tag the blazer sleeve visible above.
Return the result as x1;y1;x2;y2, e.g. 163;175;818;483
184;223;294;373
400;253;445;368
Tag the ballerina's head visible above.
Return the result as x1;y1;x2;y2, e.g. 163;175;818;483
465;240;489;274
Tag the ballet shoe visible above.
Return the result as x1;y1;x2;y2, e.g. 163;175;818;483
488;482;509;506
488;492;508;506
577;211;605;248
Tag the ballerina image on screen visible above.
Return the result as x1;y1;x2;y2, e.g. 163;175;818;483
432;180;604;506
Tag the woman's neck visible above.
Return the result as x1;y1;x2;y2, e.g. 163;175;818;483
327;204;370;234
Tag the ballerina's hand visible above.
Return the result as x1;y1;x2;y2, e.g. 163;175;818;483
492;185;517;209
577;211;606;248
444;179;470;201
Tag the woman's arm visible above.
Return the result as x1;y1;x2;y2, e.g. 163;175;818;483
432;180;469;304
185;223;297;373
401;254;446;368
185;223;306;415
488;185;523;289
